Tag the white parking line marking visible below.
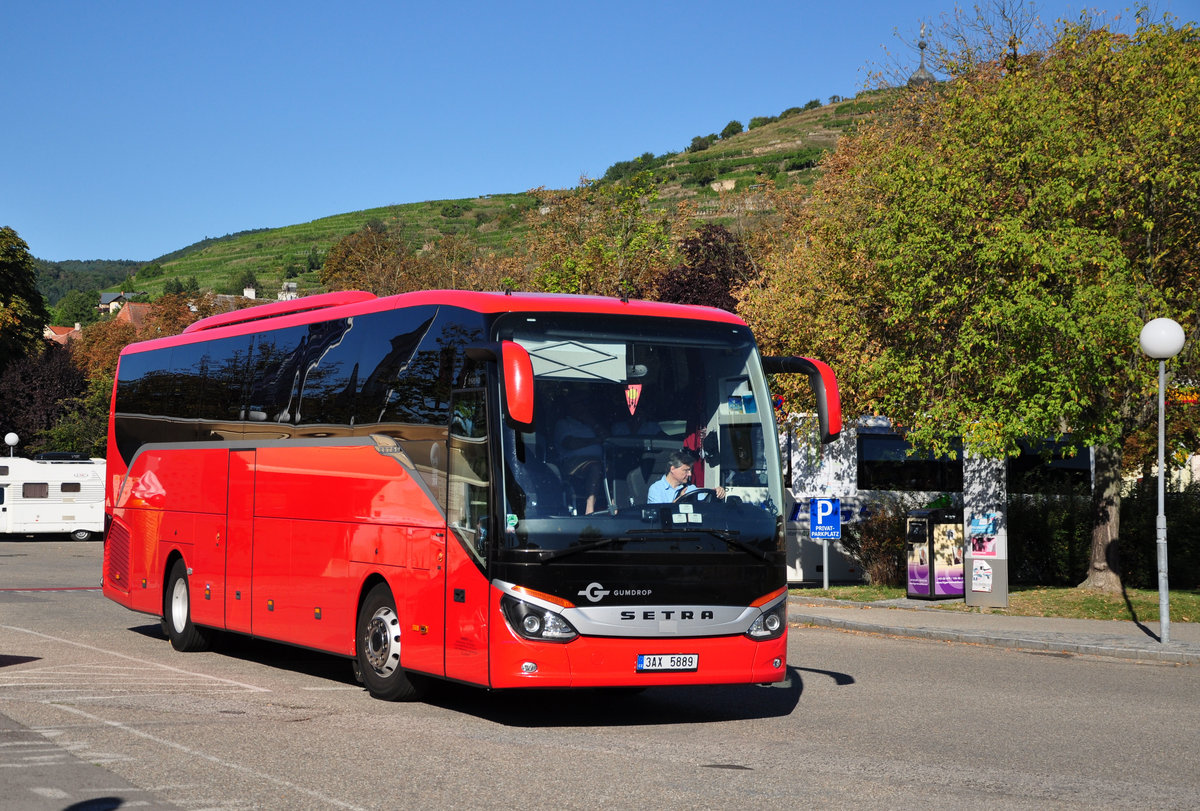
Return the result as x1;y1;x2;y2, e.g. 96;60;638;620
0;625;269;692
49;703;367;811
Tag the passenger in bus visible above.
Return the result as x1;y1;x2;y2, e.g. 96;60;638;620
554;402;605;514
647;450;725;504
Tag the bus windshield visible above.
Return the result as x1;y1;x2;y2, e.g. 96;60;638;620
495;313;783;560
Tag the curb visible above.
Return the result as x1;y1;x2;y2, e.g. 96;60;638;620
787;599;1200;665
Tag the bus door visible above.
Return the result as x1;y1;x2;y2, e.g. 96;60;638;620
225;449;255;634
443;380;492;683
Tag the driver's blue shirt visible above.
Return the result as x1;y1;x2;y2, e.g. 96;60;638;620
647;476;697;504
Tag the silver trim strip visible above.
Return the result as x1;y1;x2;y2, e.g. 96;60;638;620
493;579;785;638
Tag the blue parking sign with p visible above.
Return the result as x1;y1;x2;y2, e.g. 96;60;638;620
810;498;841;539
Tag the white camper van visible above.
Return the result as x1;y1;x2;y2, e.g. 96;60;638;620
0;455;105;540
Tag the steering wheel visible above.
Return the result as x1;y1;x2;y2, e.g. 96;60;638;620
677;488;720;504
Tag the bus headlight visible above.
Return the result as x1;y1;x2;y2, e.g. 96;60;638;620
501;594;579;643
745;602;787;640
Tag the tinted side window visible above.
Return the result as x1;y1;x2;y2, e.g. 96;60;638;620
356;307;439;426
116;349;168;416
246;326;308;424
114;348;174;464
293;318;356;428
375;309;486;427
166;341;209;440
202;334;254;425
857;434;963;492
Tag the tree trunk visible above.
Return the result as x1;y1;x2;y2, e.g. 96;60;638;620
1079;442;1122;592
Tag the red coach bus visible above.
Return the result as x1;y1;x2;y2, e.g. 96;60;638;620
102;290;840;700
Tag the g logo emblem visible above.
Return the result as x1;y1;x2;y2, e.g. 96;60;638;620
578;582;610;603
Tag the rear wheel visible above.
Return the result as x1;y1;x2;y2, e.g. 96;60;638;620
165;559;210;652
356;583;425;701
69;529;93;541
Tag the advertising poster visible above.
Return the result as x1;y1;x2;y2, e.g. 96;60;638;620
907;541;930;596
972;560;994;593
969;511;1000;557
933;523;965;596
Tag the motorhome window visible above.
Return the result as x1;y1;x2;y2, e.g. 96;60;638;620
61;482;81;493
23;483;49;499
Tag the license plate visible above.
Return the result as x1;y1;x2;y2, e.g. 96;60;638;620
637;653;698;672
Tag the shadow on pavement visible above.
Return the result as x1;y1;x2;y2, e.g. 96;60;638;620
424;663;855;727
123;622;857;723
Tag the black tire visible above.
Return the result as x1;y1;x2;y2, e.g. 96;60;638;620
356;582;425;701
164;558;210;652
69;529;93;541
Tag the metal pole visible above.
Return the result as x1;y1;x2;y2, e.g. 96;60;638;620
1157;359;1170;644
823;538;830;591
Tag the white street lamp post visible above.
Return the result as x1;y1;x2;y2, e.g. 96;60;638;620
1138;318;1186;644
4;433;17;458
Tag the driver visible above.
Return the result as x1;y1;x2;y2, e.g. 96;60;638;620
647;450;726;504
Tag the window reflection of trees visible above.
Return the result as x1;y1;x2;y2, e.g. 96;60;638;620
113;307;487;468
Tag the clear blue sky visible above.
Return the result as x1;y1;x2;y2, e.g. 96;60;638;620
3;0;1187;262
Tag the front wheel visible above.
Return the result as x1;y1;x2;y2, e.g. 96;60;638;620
356;583;425;701
164;559;210;652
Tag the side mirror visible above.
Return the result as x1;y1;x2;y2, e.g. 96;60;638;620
761;356;842;444
501;341;534;427
467;341;535;428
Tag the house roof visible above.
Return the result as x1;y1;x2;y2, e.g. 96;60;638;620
99;291;147;305
114;302;154;331
42;324;82;345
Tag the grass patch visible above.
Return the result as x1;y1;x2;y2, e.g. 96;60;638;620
791;584;1200;622
794;585;906;603
950;586;1200;623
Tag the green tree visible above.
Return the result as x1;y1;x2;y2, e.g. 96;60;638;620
521;172;685;299
235;269;259;293
0;227;51;376
720;120;744;139
740;12;1200;593
52;289;100;327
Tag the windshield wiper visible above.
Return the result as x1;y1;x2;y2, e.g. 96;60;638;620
624;528;773;563
531;528;772;564
533;537;623;562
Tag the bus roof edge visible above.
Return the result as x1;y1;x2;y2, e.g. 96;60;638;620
183;291;377;334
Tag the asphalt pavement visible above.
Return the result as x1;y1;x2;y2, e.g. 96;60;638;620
788;592;1200;665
